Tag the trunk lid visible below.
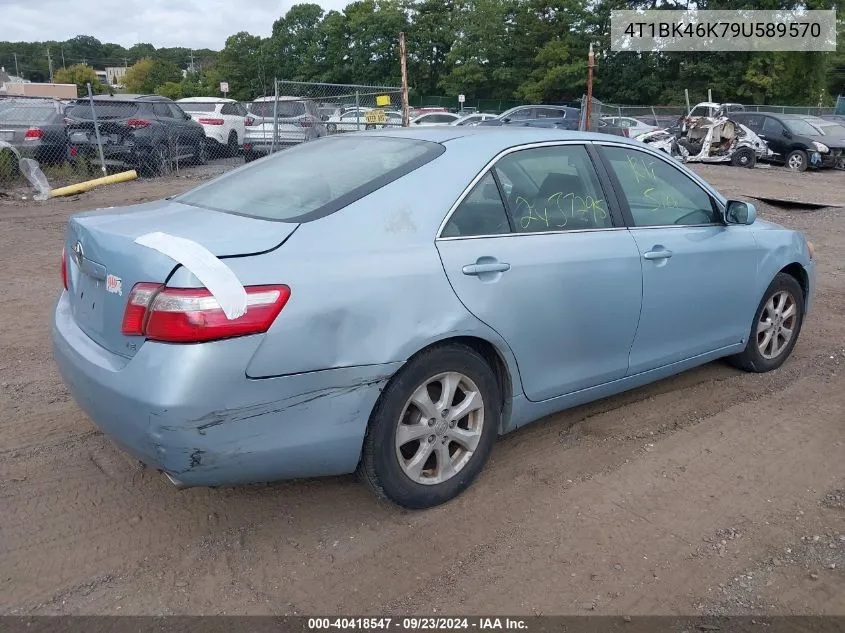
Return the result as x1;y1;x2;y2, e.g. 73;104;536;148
65;200;298;358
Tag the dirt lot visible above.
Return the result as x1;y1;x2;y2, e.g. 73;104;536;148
1;164;843;616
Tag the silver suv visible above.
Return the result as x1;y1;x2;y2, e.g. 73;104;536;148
243;96;327;162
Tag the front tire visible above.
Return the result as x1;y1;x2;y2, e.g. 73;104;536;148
227;131;239;157
786;149;808;172
193;139;207;165
728;272;804;373
358;343;501;509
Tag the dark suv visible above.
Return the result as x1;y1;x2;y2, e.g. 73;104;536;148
64;94;208;176
731;112;845;171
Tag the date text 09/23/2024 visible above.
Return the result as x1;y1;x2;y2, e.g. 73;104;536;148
307;618;528;630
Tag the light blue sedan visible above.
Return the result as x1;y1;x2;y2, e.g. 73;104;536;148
52;127;815;508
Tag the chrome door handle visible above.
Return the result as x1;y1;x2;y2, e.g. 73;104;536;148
643;249;673;260
462;262;510;275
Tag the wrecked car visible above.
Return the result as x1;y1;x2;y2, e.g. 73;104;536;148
636;113;772;168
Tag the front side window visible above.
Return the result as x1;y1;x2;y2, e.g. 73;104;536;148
493;145;611;232
177;136;444;222
602;146;718;227
441;172;511;237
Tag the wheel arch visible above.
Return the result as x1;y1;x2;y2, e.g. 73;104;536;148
779;262;809;310
393;335;516;435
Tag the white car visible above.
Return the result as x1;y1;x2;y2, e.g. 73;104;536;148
450;113;498;126
177;97;247;157
601;116;658;137
243;96;327;162
410;112;461;126
325;108;373;134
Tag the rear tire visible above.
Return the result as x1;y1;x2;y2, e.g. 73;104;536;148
193;140;207;165
358;343;500;509
243;151;257;163
731;147;756;168
143;145;171;178
227;131;239;157
727;272;804;373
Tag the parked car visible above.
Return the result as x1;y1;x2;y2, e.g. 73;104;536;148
326;107;373;134
451;113;498;126
177;97;247;157
516;117;626;136
0;97;69;164
601;116;658;137
478;104;581;127
52;127;814;509
64;94;207;176
243;96;327;161
410;111;461;126
730;112;845;171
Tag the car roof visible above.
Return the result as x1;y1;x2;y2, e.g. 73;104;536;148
351;125;646;148
86;94;169;102
178;96;236;103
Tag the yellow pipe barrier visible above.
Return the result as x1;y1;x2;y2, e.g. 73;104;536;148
48;170;138;198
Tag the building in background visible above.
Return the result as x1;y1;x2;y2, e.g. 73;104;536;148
105;66;127;87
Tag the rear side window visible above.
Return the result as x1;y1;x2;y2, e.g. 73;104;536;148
494;145;611;232
442;172;511;237
177;136;445;222
66;102;138;120
763;117;786;136
153;103;172;118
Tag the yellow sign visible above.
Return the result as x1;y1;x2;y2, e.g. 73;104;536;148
365;110;387;124
375;95;391;107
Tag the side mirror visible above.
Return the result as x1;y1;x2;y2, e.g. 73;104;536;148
185;112;192;120
782;128;791;138
501;117;511;124
725;200;756;225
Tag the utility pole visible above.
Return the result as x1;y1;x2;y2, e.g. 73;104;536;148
123;57;128;68
47;48;54;82
399;32;410;127
189;49;195;73
61;48;66;68
584;42;595;131
13;52;19;77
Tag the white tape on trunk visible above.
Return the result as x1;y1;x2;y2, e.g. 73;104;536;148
134;232;248;320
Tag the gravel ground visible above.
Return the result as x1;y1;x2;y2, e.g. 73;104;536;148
0;163;843;616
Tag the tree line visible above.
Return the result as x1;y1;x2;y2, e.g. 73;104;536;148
2;0;843;106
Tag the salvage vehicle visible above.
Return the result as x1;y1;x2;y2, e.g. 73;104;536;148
52;128;815;509
637;114;771;168
730;112;845;171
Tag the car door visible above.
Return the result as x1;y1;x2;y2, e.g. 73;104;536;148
167;102;198;155
436;143;643;402
759;116;789;161
152;102;181;157
597;143;759;375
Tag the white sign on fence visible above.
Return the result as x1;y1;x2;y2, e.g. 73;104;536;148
458;94;465;103
220;81;229;93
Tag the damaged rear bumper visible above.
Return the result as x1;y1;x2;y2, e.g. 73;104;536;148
51;292;401;486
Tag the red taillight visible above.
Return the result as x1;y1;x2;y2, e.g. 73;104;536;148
61;247;68;290
243;143;252;151
299;116;313;128
245;117;256;126
69;146;78;157
126;119;151;129
24;127;44;140
198;118;224;125
121;283;290;343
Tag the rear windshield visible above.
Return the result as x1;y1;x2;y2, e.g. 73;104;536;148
179;102;216;112
177;135;445;222
0;105;56;124
66;102;139;120
248;101;305;118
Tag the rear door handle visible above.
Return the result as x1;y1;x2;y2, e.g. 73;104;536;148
643;249;673;261
462;262;510;275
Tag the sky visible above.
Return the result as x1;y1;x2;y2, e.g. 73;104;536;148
2;0;352;50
